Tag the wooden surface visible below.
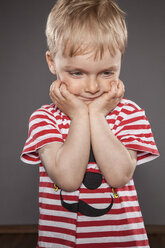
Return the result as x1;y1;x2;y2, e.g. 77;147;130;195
0;225;165;248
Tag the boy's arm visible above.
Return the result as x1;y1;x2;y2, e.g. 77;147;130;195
38;81;90;192
89;80;137;188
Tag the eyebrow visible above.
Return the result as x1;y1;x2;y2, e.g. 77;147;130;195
64;65;119;73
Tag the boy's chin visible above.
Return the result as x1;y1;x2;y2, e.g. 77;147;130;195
84;101;91;105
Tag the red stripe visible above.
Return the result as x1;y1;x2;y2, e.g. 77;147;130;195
118;132;154;140
39;192;138;203
77;217;144;227
23;137;63;153
77;228;146;238
26;128;62;147
39;224;75;236
30;112;55;122
29;121;60;137
21;154;38;162
125;143;159;155
40;214;76;225
116;124;151;135
59;123;70;129
38;236;75;247
39;202;140;215
120;136;155;146
79;185;135;194
38;182;135;193
32;129;62;141
39;182;54;187
138;153;158;161
40;172;49;177
109;103;141;117
39;192;78;201
77;206;140;216
107;118;116;125
119;115;148;126
29;121;56;136
76;239;148;248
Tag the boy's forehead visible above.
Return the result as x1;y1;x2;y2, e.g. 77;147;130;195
55;46;121;70
56;41;121;61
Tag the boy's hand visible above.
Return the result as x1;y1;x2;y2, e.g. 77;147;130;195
49;80;88;119
89;80;124;116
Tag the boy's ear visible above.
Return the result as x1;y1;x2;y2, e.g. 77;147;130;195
46;51;56;75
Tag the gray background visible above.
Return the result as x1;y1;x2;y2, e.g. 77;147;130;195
0;0;164;225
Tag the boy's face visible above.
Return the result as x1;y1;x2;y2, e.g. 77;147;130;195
46;48;121;104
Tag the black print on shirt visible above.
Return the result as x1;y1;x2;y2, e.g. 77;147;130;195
60;148;114;217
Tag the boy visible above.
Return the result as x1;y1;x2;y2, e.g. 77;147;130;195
21;0;159;247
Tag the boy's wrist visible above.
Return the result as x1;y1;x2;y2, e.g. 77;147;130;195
71;107;89;120
88;107;105;120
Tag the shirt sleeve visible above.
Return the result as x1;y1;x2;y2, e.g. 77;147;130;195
20;107;63;165
115;108;159;165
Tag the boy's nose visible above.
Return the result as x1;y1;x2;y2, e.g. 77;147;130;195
85;78;100;94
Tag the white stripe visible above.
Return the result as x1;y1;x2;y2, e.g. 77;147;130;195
38;241;71;248
29;117;56;129
119;134;154;143
24;133;62;151
40;206;141;221
117;127;152;136
137;155;158;165
80;181;134;189
61;128;69;134
39;230;75;241
39;188;137;199
40;208;77;219
39;202;142;222
122;112;146;121
77;221;145;233
122;139;155;148
77;191;136;200
40;177;54;183
39;192;139;210
76;233;148;244
39;196;139;211
77;211;142;222
39;219;75;230
39;197;61;206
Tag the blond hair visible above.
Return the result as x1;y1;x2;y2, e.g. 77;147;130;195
46;0;127;59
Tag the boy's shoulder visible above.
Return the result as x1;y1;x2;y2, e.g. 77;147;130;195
119;98;143;111
29;103;69;124
114;98;144;115
108;98;145;120
31;103;60;117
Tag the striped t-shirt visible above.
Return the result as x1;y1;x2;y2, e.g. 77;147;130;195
21;98;159;248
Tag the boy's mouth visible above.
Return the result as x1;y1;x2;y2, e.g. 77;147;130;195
78;95;102;102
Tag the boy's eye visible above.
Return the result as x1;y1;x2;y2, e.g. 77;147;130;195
102;71;114;76
69;71;83;76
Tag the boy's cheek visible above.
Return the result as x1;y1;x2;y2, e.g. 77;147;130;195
101;80;113;93
103;76;119;92
57;75;82;95
102;82;111;92
67;83;82;95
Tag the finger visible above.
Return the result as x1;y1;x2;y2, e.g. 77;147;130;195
49;80;60;95
116;80;125;98
49;81;56;94
60;83;70;99
49;80;64;105
60;83;77;102
117;79;124;90
49;81;57;101
109;81;118;98
52;80;66;101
